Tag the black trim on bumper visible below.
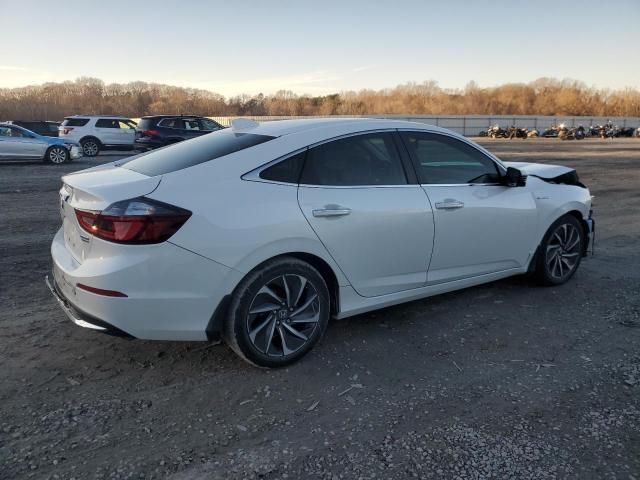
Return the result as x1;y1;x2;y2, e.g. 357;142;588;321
206;294;230;342
46;274;134;338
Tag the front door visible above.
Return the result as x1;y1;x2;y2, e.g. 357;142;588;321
400;131;537;284
297;131;434;297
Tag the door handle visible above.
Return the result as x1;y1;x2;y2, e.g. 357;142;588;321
434;200;464;210
312;207;351;217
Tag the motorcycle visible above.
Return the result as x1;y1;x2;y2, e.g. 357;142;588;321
507;126;528;139
541;126;560;137
487;125;508;138
558;124;585;140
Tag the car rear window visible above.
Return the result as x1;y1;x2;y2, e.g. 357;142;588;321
136;118;155;130
62;118;89;127
120;129;275;176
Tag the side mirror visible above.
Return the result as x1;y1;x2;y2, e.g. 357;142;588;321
504;167;526;187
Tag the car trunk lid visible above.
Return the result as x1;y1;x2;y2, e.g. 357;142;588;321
60;164;160;263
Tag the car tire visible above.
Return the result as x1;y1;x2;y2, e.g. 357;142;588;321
534;214;585;286
81;138;100;157
45;146;69;164
223;257;330;368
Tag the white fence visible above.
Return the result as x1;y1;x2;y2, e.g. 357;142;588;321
209;115;640;136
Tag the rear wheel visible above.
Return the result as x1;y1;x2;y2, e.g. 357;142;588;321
223;257;330;367
45;146;69;164
534;215;584;285
81;138;100;157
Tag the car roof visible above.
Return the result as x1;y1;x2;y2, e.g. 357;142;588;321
234;117;451;137
141;115;207;119
65;115;131;119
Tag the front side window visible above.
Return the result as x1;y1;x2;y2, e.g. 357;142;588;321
300;132;407;186
401;132;499;184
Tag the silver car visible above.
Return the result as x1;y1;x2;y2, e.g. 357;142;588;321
0;123;82;164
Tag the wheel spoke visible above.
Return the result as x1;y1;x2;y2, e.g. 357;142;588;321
290;311;320;324
263;315;278;354
293;276;307;308
257;285;284;305
291;293;318;317
565;234;580;251
557;255;564;276
249;313;274;343
277;326;294;355
282;275;291;307
249;302;280;315
282;322;308;341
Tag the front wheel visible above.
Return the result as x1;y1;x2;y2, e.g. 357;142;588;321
224;257;330;367
534;214;585;285
45;146;69;164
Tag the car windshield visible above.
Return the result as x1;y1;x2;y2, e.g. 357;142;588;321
120;128;275;176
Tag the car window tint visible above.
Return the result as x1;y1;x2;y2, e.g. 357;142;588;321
0;126;12;137
300;132;406;186
259;150;306;183
200;118;221;131
158;118;177;128
62;118;90;127
183;119;200;130
96;119;119;128
401;132;499;184
121;129;275;176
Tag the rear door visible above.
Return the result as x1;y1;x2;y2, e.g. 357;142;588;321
179;118;204;140
400;131;537;284
297;131;434;297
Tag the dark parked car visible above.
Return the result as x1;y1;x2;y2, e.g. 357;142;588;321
6;120;60;137
134;115;224;151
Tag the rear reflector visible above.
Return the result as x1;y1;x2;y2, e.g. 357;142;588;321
75;197;191;244
76;283;128;297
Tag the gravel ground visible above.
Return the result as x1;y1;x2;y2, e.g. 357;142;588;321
1;139;639;479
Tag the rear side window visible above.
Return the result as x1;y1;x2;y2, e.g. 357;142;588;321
260;150;306;183
121;129;275;176
62;118;89;127
300;132;407;186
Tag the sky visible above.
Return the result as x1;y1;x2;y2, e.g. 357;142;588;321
1;0;638;97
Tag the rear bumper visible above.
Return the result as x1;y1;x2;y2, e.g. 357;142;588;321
49;227;241;341
46;274;133;337
134;138;165;150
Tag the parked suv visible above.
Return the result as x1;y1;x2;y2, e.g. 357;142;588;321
135;115;223;151
7;120;60;137
59;115;137;157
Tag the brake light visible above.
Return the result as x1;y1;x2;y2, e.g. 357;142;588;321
62;127;74;135
142;129;159;137
75;198;191;244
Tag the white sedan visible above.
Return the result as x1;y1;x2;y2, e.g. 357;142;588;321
48;118;594;367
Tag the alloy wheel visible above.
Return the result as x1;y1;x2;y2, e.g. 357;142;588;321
246;274;320;357
49;147;67;164
83;141;99;156
545;223;581;280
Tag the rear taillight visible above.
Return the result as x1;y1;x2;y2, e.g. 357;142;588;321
142;129;159;137
75;197;191;244
61;127;74;135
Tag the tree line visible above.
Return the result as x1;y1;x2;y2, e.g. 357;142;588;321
1;77;639;121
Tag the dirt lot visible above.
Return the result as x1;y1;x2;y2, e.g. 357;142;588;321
1;138;639;480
